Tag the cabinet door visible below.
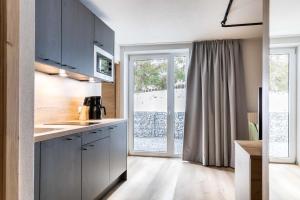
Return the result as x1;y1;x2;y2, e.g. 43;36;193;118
40;135;81;200
82;137;110;200
62;0;94;75
34;143;41;200
109;123;127;182
94;17;115;55
35;0;61;66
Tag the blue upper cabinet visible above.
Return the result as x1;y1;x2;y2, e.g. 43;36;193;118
62;0;94;76
35;0;115;78
35;0;62;67
94;16;115;56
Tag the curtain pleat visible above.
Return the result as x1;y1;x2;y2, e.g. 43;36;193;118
182;40;248;167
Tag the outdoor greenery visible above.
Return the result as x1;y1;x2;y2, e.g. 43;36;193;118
269;54;289;92
134;56;187;93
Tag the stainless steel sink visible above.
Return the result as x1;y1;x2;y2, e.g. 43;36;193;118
34;128;63;134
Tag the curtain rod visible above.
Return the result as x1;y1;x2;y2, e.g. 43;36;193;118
221;0;263;27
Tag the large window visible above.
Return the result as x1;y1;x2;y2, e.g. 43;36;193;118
269;48;296;163
128;52;189;156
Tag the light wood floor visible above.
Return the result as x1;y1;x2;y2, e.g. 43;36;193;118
270;164;300;200
103;156;235;200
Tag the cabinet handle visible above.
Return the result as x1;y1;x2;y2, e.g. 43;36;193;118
68;66;77;70
39;57;61;65
89;144;95;147
94;41;103;47
109;127;114;130
62;64;77;70
65;138;73;141
81;147;88;151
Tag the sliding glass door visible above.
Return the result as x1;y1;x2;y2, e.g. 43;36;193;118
128;53;188;156
269;48;296;163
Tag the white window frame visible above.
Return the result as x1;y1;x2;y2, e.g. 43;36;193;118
128;52;189;157
269;48;297;163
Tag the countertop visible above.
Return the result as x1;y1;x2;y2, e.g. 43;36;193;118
235;140;262;158
34;118;127;142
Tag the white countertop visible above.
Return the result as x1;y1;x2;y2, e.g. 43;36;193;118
34;118;127;142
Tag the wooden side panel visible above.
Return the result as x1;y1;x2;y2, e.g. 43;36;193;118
0;0;6;198
115;64;121;118
6;0;20;199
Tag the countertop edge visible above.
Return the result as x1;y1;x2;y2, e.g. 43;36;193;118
34;119;127;143
235;140;262;158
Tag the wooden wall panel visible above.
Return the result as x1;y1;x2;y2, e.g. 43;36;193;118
101;63;121;118
35;72;101;124
102;82;116;118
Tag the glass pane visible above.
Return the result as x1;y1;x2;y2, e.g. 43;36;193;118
174;56;187;155
269;54;289;158
133;58;168;152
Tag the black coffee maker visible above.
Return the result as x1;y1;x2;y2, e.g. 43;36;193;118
83;96;106;120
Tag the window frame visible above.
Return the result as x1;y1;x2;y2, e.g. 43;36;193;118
128;52;189;157
269;48;297;163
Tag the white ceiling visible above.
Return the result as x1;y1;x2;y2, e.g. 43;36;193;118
82;0;263;45
270;0;300;37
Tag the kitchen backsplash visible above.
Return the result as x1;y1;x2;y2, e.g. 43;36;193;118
35;71;101;124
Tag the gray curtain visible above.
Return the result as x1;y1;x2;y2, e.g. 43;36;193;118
182;40;248;167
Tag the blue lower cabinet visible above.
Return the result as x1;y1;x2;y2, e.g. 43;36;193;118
82;137;110;200
34;123;127;200
40;134;82;200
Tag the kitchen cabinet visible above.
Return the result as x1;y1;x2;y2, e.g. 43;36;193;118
34;122;127;200
94;17;115;55
109;122;127;182
34;143;41;200
62;0;94;75
40;134;82;200
35;0;61;67
35;0;115;79
82;136;110;200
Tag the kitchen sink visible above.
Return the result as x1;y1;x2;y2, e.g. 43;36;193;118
34;128;63;134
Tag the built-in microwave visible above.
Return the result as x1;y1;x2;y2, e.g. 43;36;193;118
94;45;114;82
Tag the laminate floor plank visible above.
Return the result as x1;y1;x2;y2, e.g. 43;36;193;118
270;164;300;200
103;156;234;200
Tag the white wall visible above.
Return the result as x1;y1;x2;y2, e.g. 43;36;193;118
241;38;263;112
19;0;35;199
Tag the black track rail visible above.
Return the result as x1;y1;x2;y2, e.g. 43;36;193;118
221;0;263;27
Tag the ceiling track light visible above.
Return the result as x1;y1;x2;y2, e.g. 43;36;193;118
221;0;263;28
